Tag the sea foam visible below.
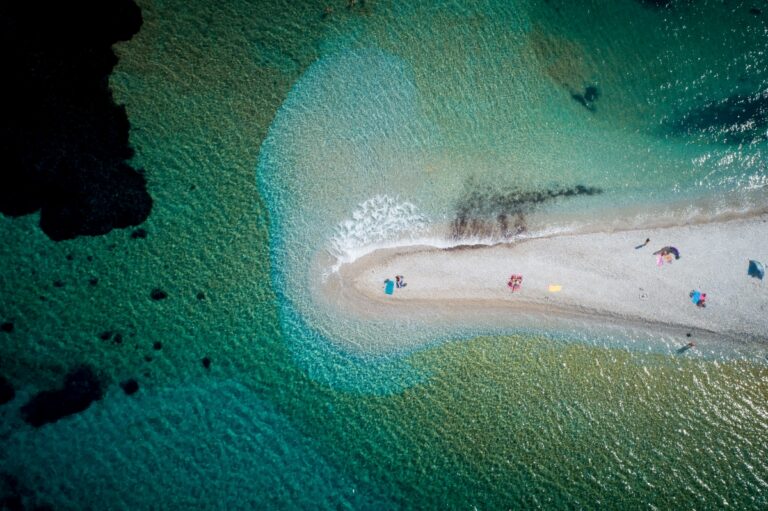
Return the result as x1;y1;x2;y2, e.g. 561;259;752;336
328;195;429;271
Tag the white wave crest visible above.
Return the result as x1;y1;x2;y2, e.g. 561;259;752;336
328;196;430;271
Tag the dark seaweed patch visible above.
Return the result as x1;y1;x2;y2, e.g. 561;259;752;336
20;366;103;427
0;376;14;405
0;474;22;511
666;91;768;144
150;289;167;301
571;85;600;112
451;180;601;240
0;1;152;241
0;472;53;511
131;228;148;239
120;378;139;395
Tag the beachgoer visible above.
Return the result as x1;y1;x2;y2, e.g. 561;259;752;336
687;341;696;348
654;246;681;259
395;275;407;288
690;290;706;307
635;238;650;249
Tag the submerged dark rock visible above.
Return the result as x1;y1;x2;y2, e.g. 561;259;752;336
152;341;162;350
52;280;64;288
20;366;104;427
0;376;15;405
120;378;139;395
89;277;99;286
0;0;152;241
1;322;13;333
98;330;113;341
150;289;167;300
202;357;211;369
196;291;206;300
749;7;762;15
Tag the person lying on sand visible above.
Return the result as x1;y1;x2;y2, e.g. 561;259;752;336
653;246;680;259
507;274;523;292
689;290;707;308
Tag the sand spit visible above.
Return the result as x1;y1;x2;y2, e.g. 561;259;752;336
321;215;768;354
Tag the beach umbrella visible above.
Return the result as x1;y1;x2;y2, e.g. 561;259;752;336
748;260;765;280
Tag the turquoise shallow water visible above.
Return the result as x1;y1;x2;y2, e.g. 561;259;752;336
257;0;768;389
2;0;768;508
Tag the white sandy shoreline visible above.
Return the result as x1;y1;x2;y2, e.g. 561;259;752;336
317;215;768;355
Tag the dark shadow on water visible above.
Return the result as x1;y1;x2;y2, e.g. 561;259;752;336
664;91;768;145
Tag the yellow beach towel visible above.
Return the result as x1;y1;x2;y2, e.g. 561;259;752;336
548;284;562;292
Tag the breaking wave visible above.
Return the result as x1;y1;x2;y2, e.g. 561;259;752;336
327;195;430;271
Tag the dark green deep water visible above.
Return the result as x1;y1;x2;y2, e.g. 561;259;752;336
2;0;768;508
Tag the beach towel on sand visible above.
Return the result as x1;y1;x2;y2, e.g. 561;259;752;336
748;260;765;280
385;280;395;295
690;291;701;304
548;284;562;292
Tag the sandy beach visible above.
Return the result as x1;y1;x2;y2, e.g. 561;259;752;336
320;215;768;354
